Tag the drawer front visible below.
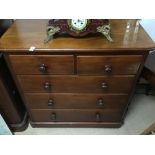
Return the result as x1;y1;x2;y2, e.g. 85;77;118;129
30;109;123;122
9;55;74;75
77;55;143;75
25;93;128;109
18;75;135;93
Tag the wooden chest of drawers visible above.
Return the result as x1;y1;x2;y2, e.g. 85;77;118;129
7;54;141;127
1;19;154;127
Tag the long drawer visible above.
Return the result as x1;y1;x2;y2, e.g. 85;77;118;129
30;109;123;122
77;55;143;75
25;93;128;109
8;55;74;75
18;75;135;93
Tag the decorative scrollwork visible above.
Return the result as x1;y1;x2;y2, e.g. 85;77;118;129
44;26;60;43
97;25;113;42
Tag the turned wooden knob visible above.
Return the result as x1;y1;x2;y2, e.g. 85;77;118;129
97;98;104;106
105;65;112;73
51;113;56;121
39;64;48;72
96;113;101;122
101;82;108;89
44;82;51;90
48;99;54;106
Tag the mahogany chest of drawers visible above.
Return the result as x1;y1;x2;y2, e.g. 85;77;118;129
0;19;154;127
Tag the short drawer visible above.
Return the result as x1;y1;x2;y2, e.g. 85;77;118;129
18;75;135;93
30;109;123;122
25;93;128;109
8;55;74;75
77;55;143;75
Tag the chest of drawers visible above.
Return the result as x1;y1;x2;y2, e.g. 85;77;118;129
0;19;154;127
6;54;143;127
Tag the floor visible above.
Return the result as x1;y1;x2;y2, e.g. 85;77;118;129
0;115;12;135
15;94;155;135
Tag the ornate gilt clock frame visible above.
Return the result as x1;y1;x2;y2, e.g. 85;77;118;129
44;19;113;43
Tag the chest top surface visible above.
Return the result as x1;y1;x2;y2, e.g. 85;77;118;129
0;19;155;53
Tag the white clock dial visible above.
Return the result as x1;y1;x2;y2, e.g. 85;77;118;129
71;19;88;31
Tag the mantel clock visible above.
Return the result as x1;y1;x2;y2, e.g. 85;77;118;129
44;19;113;43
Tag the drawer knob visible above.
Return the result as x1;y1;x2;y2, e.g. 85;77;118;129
48;99;54;106
51;112;56;121
96;113;101;122
44;82;51;90
39;64;48;72
97;98;104;106
105;65;112;73
101;82;108;89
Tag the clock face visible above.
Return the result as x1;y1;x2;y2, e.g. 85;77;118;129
70;19;88;31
